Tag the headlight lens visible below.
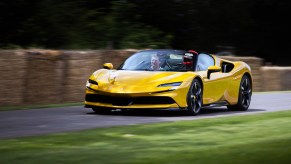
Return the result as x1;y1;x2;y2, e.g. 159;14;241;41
86;79;98;89
88;79;98;85
158;82;182;87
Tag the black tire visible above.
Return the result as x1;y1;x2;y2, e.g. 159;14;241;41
186;79;203;115
92;107;111;114
227;75;252;111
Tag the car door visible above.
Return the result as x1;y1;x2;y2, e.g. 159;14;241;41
195;54;230;105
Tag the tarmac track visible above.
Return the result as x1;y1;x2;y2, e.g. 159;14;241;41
0;92;291;139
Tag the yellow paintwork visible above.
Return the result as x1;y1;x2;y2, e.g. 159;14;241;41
208;65;221;71
84;55;252;109
103;63;113;69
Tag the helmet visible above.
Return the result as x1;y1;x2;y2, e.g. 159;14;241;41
188;50;198;55
183;50;198;69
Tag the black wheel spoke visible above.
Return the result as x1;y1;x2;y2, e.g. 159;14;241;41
242;89;251;95
196;96;202;108
196;87;202;95
241;94;246;105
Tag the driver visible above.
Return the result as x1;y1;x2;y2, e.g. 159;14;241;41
150;54;162;71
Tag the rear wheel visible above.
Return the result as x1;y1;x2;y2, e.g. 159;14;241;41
186;79;203;115
227;75;252;111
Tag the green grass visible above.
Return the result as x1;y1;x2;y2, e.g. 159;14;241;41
0;102;83;111
1;111;291;164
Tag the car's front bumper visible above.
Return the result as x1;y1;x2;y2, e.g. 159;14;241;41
84;85;189;109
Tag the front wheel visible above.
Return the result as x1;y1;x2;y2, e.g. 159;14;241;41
227;75;252;111
186;79;203;115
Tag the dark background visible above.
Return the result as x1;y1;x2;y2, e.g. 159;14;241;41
0;0;290;65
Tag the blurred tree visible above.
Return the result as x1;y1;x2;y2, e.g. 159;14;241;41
0;0;290;65
249;0;291;65
0;0;39;48
84;0;172;49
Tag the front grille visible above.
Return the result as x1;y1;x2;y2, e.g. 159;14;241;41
85;94;175;106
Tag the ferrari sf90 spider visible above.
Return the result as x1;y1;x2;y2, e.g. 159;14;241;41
85;49;252;115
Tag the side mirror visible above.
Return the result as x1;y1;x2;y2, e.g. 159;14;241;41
207;66;221;79
103;63;113;69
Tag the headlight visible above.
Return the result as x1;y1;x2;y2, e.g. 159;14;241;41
86;79;98;89
88;79;98;85
158;82;182;87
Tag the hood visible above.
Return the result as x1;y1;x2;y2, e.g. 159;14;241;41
90;70;195;94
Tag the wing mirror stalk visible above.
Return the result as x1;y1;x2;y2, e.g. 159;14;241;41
207;66;221;79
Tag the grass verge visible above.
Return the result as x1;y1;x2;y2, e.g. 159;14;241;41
0;102;83;111
0;110;291;164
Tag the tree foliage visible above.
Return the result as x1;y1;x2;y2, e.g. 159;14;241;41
0;0;290;65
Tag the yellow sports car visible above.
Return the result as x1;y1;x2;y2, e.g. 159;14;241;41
85;49;252;115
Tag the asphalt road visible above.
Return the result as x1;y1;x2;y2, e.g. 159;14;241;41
1;92;291;139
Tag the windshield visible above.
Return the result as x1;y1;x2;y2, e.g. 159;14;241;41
118;50;197;72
